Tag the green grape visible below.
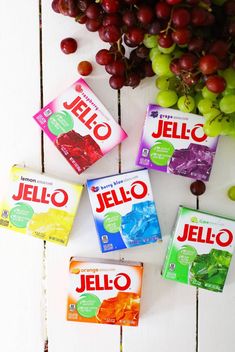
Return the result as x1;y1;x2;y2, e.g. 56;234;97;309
158;43;176;54
222;88;235;96
155;76;177;91
203;116;223;137
156;90;178;108
177;95;195;113
202;86;218;101
204;108;221;121
221;68;235;89
219;95;235;114
194;93;203;107
143;34;158;48
156;76;170;90
152;54;173;77
221;116;234;135
228;186;235;201
149;47;161;61
198;99;213;114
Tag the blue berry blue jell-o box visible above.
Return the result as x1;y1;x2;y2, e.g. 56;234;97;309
87;169;161;252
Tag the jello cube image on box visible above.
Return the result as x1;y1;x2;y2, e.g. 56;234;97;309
162;206;235;292
87;169;161;253
67;257;143;326
136;105;219;181
0;165;83;245
33;78;127;175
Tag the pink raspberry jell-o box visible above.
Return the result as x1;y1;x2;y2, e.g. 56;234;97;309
33;78;127;174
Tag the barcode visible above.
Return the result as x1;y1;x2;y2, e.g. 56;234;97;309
44;108;52;117
69;304;76;312
142;148;149;157
1;209;8;218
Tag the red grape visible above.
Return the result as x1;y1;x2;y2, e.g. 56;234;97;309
127;27;145;45
170;58;181;75
102;0;120;14
77;61;93;76
86;3;102;19
172;28;192;45
172;8;191;28
188;37;204;53
99;25;121;43
199;54;219;74
190;180;206;196
179;53;197;71
206;75;226;93
158;33;174;48
125;73;141;88
103;14;122;27
60;37;77;54
155;2;171;19
148;21;161;34
109;75;125;89
144;62;155;77
191;7;207;26
77;14;87;24
109;60;126;76
96;49;114;65
209;40;229;60
52;0;60;13
122;10;137;27
137;5;154;24
86;18;101;31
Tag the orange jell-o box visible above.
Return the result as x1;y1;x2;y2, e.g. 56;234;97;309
67;257;143;326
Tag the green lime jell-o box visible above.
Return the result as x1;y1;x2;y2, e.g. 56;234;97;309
162;206;235;292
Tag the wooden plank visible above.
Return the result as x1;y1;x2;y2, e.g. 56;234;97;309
41;3;120;351
198;136;235;352
120;80;197;352
0;1;44;351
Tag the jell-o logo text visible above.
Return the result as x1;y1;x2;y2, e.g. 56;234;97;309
152;120;207;142
95;180;148;213
12;183;69;207
75;272;131;293
177;224;233;247
63;96;112;141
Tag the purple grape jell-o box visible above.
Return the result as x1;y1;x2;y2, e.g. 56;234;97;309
136;105;219;181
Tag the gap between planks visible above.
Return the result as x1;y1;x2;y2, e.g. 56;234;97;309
39;0;47;350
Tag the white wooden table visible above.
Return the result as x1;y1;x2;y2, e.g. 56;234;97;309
1;2;235;352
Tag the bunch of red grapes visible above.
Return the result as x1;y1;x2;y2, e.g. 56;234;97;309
52;0;235;137
52;0;162;88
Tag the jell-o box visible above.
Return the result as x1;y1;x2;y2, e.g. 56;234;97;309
67;257;143;326
136;105;219;181
0;165;83;245
87;169;161;252
33;78;127;174
162;206;235;292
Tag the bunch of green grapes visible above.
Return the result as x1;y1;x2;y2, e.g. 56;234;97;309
144;0;235;138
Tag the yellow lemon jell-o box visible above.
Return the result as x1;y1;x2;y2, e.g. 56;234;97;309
0;165;83;245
